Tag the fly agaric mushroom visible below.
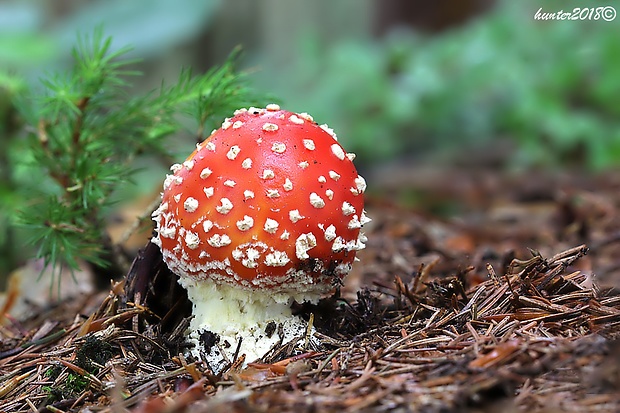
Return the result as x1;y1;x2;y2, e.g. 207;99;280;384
152;104;369;372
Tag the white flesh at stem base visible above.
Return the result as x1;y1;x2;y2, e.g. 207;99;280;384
179;276;315;374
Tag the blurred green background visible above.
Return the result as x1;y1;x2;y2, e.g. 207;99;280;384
1;0;619;282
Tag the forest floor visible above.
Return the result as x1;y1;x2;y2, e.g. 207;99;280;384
1;164;619;412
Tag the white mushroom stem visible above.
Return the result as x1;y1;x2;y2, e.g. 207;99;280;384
179;276;311;373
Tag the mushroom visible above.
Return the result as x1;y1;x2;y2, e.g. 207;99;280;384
151;104;370;372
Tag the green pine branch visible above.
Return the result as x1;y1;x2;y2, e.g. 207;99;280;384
6;28;266;289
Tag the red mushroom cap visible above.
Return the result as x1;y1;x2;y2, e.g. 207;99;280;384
152;105;369;298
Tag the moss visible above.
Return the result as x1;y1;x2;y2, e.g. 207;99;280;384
42;372;89;402
42;335;114;404
75;335;113;373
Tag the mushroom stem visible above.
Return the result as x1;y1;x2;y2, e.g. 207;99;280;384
179;277;310;372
